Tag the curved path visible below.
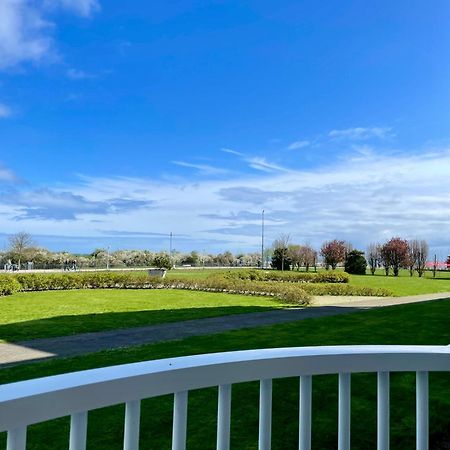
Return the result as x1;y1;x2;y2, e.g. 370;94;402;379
1;292;449;368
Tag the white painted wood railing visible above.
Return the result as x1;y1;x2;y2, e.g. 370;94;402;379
1;345;449;450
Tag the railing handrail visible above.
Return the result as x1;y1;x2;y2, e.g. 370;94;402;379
1;345;449;432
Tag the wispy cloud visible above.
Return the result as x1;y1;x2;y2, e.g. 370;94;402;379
172;160;229;176
246;157;292;173
0;188;153;221
66;68;92;80
221;148;292;174
1;145;450;255
0;0;99;71
221;147;245;157
287;140;310;150
44;0;100;18
0;103;13;118
0;163;18;183
329;126;393;140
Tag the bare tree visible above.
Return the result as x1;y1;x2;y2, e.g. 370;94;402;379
410;239;429;277
302;244;317;272
288;244;302;271
7;232;34;268
366;243;380;275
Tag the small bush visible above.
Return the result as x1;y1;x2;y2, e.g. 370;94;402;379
344;250;367;275
0;275;22;296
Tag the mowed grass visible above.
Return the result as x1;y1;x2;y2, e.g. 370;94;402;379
0;289;281;343
0;299;449;449
349;269;450;296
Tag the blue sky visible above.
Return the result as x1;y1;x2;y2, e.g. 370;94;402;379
1;0;450;256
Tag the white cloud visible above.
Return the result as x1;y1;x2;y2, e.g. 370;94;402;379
66;68;91;79
0;103;13;118
0;0;99;71
221;147;245;157
329;126;393;140
287;140;310;150
1;148;450;255
246;157;292;173
0;163;18;182
0;0;54;70
172;160;229;176
45;0;100;17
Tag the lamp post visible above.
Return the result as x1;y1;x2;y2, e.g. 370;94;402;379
261;209;265;269
169;232;173;269
106;245;110;271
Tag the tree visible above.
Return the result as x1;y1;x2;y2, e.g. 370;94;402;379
366;243;380;275
302;245;317;272
181;251;200;266
272;234;291;271
409;239;429;277
320;240;346;270
7;232;34;268
380;237;409;277
153;252;172;269
344;250;367;275
288;245;302;270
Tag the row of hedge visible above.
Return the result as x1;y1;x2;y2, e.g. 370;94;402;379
223;270;349;283
300;283;391;297
0;272;392;302
0;272;312;305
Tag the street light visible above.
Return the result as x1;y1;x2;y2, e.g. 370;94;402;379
261;209;265;269
169;232;173;268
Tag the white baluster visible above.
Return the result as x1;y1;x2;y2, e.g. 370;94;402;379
172;391;188;450
299;375;312;450
338;373;351;450
124;400;141;450
6;427;27;450
258;379;272;450
377;371;390;450
217;384;232;450
416;371;429;450
69;411;88;450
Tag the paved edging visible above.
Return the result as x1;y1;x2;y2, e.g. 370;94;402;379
1;292;449;368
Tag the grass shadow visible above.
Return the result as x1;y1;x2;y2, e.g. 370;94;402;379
0;305;279;343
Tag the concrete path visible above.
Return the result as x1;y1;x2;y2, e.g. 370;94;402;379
1;292;449;368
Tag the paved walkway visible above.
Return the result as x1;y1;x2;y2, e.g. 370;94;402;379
1;292;449;368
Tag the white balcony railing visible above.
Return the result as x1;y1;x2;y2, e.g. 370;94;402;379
1;345;449;450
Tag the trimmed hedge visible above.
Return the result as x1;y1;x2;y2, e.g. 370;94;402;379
13;272;152;291
0;272;311;306
301;283;391;297
223;270;349;284
0;271;391;302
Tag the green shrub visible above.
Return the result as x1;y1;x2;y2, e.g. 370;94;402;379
223;270;349;284
0;275;22;296
344;250;368;275
301;283;392;297
4;272;311;305
1;270;386;301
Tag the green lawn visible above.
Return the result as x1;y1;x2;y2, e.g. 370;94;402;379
349;270;450;296
1;299;449;449
0;289;280;343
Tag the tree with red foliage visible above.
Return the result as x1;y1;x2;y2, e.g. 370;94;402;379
380;237;409;277
320;239;346;270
